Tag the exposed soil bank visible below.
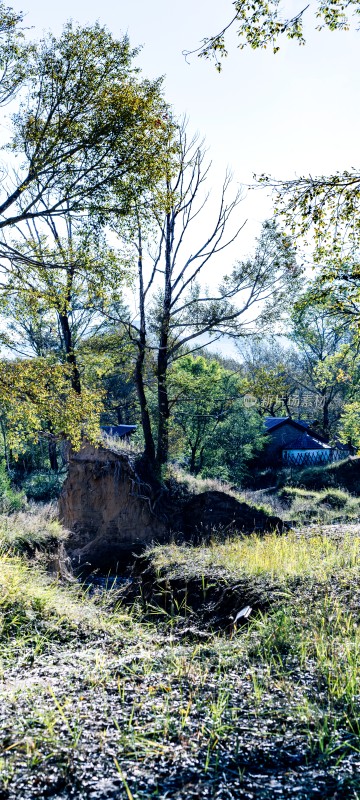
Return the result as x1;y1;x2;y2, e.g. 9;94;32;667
128;552;279;631
59;444;168;572
59;444;283;572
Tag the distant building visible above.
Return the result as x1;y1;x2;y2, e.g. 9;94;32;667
263;417;348;467
101;425;137;439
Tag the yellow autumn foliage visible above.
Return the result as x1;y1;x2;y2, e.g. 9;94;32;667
0;358;102;455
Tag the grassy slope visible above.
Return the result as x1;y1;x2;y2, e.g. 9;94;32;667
167;462;360;527
291;457;360;494
1;514;360;797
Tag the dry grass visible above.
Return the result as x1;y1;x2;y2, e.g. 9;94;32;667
101;432;143;457
165;465;276;521
148;528;360;582
0;503;67;555
165;464;237;497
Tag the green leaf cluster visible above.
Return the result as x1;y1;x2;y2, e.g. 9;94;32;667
193;0;359;70
168;354;263;481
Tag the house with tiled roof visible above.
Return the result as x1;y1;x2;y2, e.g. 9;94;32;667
263;417;346;466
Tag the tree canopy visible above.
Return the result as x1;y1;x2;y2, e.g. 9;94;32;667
0;2;29;104
0;20;169;234
185;2;360;277
0;358;100;456
1;3;359;473
0;14;170;455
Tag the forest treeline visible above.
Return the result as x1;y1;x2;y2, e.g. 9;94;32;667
0;3;360;488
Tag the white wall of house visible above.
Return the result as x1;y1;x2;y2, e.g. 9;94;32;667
283;449;331;463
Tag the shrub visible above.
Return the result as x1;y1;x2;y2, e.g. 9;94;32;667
278;486;318;508
276;483;360;525
0;503;67;556
21;470;65;502
289;458;360;494
318;489;350;509
0;461;25;513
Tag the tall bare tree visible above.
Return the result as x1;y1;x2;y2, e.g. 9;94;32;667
112;123;302;474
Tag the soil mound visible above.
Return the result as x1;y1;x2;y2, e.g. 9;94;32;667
182;490;282;540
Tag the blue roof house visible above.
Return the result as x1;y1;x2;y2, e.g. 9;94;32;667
101;424;137;438
263;417;332;466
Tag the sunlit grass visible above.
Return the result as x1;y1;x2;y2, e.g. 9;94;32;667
165;463;235;496
150;530;360;582
279;486;360;525
0;551;132;658
238;595;360;755
101;432;143;456
165;464;276;516
0;503;67;555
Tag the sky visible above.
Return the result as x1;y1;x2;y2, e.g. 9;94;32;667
7;0;360;262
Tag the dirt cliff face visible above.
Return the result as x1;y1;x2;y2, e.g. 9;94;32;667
59;444;167;571
60;444;283;572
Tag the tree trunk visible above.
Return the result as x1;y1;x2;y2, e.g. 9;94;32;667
0;417;9;472
48;438;59;471
189;430;202;474
115;405;123;424
59;313;81;394
156;340;170;470
282;394;292;417
156;210;172;472
134;223;157;469
189;445;197;474
135;338;156;465
197;445;206;474
322;395;330;439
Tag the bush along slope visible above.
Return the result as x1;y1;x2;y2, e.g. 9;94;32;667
277;485;360;525
0;461;25;514
287;456;360;494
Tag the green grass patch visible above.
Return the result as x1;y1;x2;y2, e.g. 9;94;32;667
0;553;128;658
142;530;360;767
288;456;360;494
276;484;360;525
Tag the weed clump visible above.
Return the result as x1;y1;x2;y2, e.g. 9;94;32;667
318;488;350;508
0;461;25;513
0;503;67;556
274;484;360;525
0;556;97;649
